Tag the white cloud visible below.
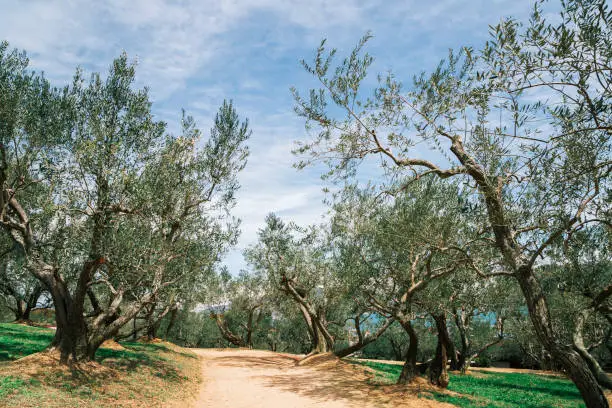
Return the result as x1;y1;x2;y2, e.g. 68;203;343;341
0;0;547;274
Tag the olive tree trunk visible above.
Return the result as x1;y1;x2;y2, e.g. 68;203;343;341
449;138;609;407
334;315;394;358
429;314;450;388
397;319;419;384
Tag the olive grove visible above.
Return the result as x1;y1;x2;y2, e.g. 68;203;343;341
0;43;250;362
290;1;611;406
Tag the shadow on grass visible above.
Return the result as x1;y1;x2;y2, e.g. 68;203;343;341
95;344;188;382
429;393;480;408
350;359;585;408
0;324;54;361
0;323;188;384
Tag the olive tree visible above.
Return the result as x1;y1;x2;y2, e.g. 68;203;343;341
332;180;484;385
291;1;610;405
0;45;250;362
245;215;341;354
0;257;45;323
207;270;268;348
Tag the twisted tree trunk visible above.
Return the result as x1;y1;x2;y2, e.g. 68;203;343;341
453;307;474;372
388;336;406;361
283;277;334;355
434;312;458;371
164;306;179;340
212;313;247;347
429;314;450;388
21;285;43;321
573;310;612;390
397;319;419;384
449;138;608;407
334;315;394;358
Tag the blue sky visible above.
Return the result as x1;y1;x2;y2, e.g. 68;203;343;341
0;0;543;272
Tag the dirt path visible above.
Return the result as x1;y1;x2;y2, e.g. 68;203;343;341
191;349;452;408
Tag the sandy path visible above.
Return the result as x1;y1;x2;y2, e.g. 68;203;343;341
192;349;452;408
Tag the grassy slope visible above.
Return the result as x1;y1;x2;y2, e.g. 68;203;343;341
0;323;201;407
350;360;585;408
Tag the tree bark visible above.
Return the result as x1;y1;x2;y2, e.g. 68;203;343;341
434;312;458;371
448;137;608;407
454;307;471;373
133;318;138;341
429;314;450;388
454;310;504;373
397;319;419;384
516;266;608;407
286;280;334;354
44;271;91;363
144;306;158;340
310;322;332;354
389;336;406;361
46;268;154;362
574;310;612;390
246;309;254;348
213;313;246;347
334;315;394;358
164;306;179;340
146;323;158;340
22;285;43;321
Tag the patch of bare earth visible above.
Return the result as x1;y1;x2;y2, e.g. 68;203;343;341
192;349;455;408
0;342;201;408
9;349;116;379
101;339;126;350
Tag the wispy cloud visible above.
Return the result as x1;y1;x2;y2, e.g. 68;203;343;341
0;0;544;272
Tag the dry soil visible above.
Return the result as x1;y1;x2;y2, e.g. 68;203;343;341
192;349;454;408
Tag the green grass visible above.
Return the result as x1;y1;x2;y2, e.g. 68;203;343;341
0;322;201;407
350;359;586;408
0;323;54;361
0;377;27;398
351;360;404;384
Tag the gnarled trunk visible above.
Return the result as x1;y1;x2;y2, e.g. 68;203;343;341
45;269;151;363
434;312;458;371
397;319;419;384
44;273;92;362
450;136;609;407
516;266;608;407
246;309;255;348
164;307;179;340
245;306;263;349
310;320;334;354
295;297;333;354
429;314;450;388
389;336;406;361
12;299;27;322
454;307;471;373
146;323;158;340
213;313;246;347
454;310;504;373
334;315;394;358
574;310;612;390
21;285;43;321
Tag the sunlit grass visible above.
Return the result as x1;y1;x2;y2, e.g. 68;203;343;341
0;323;200;407
350;359;585;408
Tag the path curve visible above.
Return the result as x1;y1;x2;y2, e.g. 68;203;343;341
192;349;451;408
